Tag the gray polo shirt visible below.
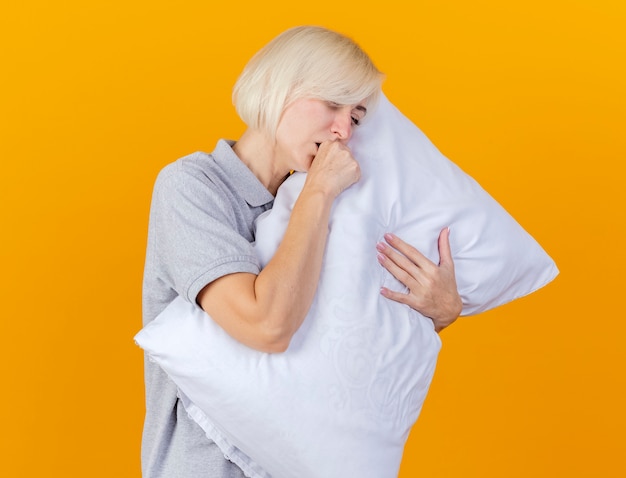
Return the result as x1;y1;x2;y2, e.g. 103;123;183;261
141;140;274;477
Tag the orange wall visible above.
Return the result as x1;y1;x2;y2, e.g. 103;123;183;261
1;1;624;476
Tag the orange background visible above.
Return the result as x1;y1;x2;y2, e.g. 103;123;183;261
1;1;624;476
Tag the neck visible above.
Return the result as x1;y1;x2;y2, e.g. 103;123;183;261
232;129;289;196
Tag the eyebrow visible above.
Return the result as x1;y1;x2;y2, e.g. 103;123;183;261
354;105;367;115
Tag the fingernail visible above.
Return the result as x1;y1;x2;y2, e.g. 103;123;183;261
375;242;385;252
377;253;386;263
384;233;394;242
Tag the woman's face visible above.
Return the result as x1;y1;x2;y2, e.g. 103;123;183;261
273;97;367;172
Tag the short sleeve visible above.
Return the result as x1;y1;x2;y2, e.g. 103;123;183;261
148;160;261;304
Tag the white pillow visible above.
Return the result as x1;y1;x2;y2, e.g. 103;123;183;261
135;93;558;478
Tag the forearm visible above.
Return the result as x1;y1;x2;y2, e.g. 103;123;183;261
198;140;359;352
198;185;335;353
253;185;334;347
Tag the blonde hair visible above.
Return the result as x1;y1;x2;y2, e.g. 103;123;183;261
233;26;384;137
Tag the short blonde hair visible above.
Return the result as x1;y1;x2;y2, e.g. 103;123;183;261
233;26;384;137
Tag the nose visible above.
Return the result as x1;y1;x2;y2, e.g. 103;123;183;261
331;108;353;143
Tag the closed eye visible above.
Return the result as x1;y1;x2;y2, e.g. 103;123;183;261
326;101;365;127
352;105;367;127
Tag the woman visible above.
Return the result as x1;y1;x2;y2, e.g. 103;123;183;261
141;26;461;477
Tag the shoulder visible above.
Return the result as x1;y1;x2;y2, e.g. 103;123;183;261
153;140;246;198
155;151;216;190
151;150;234;211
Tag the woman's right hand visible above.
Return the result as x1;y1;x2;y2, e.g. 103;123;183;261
198;139;359;354
305;140;361;198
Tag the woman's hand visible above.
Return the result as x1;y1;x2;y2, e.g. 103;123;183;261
305;140;360;199
376;228;462;333
199;142;359;353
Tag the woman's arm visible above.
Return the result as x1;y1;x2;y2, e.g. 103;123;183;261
197;141;360;353
376;228;462;332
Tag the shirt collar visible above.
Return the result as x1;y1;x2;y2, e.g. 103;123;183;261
212;139;275;207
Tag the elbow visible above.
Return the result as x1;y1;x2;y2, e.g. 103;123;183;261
262;339;291;354
257;328;293;354
252;319;298;354
249;337;291;354
216;323;293;354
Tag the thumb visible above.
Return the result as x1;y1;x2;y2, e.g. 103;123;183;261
438;227;454;268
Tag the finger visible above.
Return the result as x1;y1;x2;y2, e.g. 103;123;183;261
379;286;413;307
321;139;351;154
376;249;418;290
437;227;455;269
377;240;417;274
384;233;434;269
